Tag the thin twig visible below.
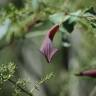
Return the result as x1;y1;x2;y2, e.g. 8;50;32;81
8;79;33;96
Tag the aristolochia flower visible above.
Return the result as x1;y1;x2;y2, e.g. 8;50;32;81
40;24;59;63
75;69;96;78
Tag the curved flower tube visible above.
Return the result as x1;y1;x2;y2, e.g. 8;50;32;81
40;24;59;63
75;69;96;78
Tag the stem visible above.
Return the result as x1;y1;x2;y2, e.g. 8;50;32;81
8;79;33;96
69;14;96;19
89;86;96;96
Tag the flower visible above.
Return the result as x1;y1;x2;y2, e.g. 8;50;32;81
40;24;59;63
75;69;96;78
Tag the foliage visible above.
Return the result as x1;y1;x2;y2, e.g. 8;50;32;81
0;0;96;96
0;62;15;84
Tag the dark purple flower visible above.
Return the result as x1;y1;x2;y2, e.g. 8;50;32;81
75;69;96;78
40;24;59;63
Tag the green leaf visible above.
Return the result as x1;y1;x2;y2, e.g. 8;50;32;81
0;62;16;84
63;19;76;33
69;10;81;22
32;0;40;12
0;18;11;40
85;7;96;15
49;12;64;24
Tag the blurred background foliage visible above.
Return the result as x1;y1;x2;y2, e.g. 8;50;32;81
0;0;96;96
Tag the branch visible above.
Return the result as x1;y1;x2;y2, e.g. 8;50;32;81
8;79;33;96
89;86;96;96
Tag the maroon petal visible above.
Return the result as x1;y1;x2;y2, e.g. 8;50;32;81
40;24;59;63
75;69;96;78
40;37;58;63
48;24;59;40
